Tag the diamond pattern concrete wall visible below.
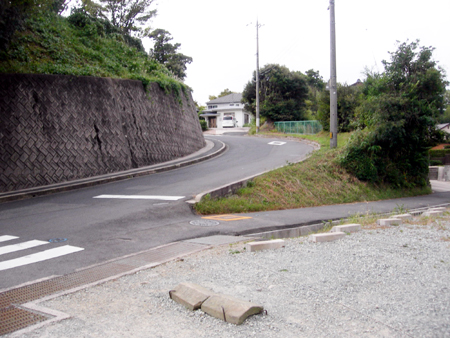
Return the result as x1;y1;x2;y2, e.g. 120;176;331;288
0;74;205;192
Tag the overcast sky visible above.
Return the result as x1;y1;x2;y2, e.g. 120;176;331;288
144;0;449;106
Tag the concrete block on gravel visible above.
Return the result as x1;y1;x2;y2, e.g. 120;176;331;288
170;283;215;310
309;232;346;242
330;224;361;233
245;239;285;252
377;218;402;226
201;294;263;325
393;214;413;221
422;210;443;217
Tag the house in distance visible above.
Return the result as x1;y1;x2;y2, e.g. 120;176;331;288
200;93;253;128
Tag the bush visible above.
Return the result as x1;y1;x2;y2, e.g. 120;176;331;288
199;120;207;131
429;149;450;157
339;40;447;188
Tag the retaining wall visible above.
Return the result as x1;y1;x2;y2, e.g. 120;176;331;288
0;74;205;192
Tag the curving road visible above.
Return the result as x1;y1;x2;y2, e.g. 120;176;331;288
0;135;313;289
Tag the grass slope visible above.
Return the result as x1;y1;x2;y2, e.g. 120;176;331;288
194;131;431;215
0;11;186;95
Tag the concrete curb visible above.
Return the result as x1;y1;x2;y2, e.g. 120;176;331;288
0;139;226;203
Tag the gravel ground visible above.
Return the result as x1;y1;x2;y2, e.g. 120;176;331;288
10;214;450;338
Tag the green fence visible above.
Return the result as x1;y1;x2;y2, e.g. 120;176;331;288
274;121;323;134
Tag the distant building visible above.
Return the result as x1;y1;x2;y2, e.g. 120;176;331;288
437;123;450;134
350;79;363;87
200;93;253;128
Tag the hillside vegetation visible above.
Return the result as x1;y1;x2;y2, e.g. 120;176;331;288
0;9;186;95
194;132;432;215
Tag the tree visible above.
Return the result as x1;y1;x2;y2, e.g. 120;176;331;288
339;40;448;187
242;64;309;122
304;69;326;119
316;83;362;132
83;0;157;36
305;69;325;91
208;88;235;101
148;28;192;80
437;90;450;123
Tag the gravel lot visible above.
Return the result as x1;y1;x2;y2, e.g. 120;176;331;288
10;213;450;338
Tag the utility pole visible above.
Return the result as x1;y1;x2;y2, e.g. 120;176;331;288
329;0;338;148
255;20;261;133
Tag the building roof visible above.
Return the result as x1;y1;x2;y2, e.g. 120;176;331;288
207;93;242;104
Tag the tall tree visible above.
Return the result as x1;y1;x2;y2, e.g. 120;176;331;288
242;64;309;121
148;28;192;80
85;0;157;35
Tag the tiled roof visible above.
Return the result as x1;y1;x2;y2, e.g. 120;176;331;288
207;93;242;104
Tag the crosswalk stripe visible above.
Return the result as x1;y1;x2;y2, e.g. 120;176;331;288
93;194;185;201
0;235;19;243
0;245;84;271
0;240;49;256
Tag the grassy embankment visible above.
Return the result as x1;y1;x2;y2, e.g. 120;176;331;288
194;131;432;215
0;11;186;95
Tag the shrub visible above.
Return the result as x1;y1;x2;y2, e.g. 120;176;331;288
199;120;207;131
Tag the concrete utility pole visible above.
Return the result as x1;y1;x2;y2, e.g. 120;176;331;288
329;0;338;148
255;20;261;133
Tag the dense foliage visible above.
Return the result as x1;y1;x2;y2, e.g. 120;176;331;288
338;40;448;188
0;5;189;96
242;64;309;122
316;83;362;132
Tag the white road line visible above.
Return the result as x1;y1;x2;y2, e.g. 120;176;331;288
0;240;49;256
0;235;19;243
93;195;185;201
0;245;84;271
268;141;287;146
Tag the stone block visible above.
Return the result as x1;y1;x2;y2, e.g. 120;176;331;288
309;232;346;242
169;282;215;310
201;294;263;325
393;214;413;221
429;207;446;211
377;218;402;226
330;224;361;233
245;239;285;252
422;210;443;217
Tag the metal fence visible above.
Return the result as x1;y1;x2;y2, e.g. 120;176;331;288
274;121;323;134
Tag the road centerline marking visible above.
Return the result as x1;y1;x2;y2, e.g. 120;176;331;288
93;195;185;201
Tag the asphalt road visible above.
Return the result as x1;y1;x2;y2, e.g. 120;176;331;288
0;135;313;290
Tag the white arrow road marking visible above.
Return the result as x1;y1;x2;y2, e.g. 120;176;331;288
268;141;287;146
93;195;185;201
0;245;84;271
0;240;49;256
0;235;19;243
